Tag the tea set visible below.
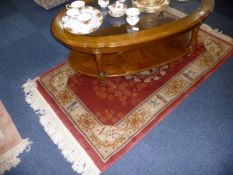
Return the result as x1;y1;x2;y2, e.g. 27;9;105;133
62;0;142;34
62;1;103;34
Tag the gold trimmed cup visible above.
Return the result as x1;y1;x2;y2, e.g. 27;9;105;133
66;0;85;13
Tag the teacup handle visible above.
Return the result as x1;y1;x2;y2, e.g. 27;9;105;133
66;4;71;9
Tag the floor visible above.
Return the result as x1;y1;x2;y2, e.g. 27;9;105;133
0;0;233;174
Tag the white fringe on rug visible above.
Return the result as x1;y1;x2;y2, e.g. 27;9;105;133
0;138;32;175
22;80;100;175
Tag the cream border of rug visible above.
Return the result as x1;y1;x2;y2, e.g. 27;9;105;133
22;8;233;175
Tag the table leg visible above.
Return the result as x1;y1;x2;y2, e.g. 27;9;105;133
94;49;106;83
189;25;200;51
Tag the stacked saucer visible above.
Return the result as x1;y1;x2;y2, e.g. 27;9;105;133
62;6;103;35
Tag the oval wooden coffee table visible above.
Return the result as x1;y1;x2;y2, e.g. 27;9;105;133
51;0;214;81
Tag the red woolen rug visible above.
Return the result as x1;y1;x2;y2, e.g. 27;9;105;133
23;19;233;175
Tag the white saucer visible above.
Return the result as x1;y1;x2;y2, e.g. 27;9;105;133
62;6;103;35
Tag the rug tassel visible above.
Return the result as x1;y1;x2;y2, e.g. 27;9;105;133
0;138;32;175
22;79;100;175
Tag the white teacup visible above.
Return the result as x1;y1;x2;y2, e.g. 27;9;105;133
66;8;79;18
126;7;140;26
66;0;85;13
77;12;92;25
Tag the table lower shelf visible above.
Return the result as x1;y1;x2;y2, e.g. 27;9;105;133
69;33;192;77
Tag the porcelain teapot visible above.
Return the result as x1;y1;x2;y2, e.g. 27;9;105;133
108;1;127;17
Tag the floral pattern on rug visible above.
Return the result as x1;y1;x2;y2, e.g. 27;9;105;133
37;30;232;163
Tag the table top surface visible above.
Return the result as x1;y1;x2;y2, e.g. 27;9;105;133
51;0;214;49
86;0;202;36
